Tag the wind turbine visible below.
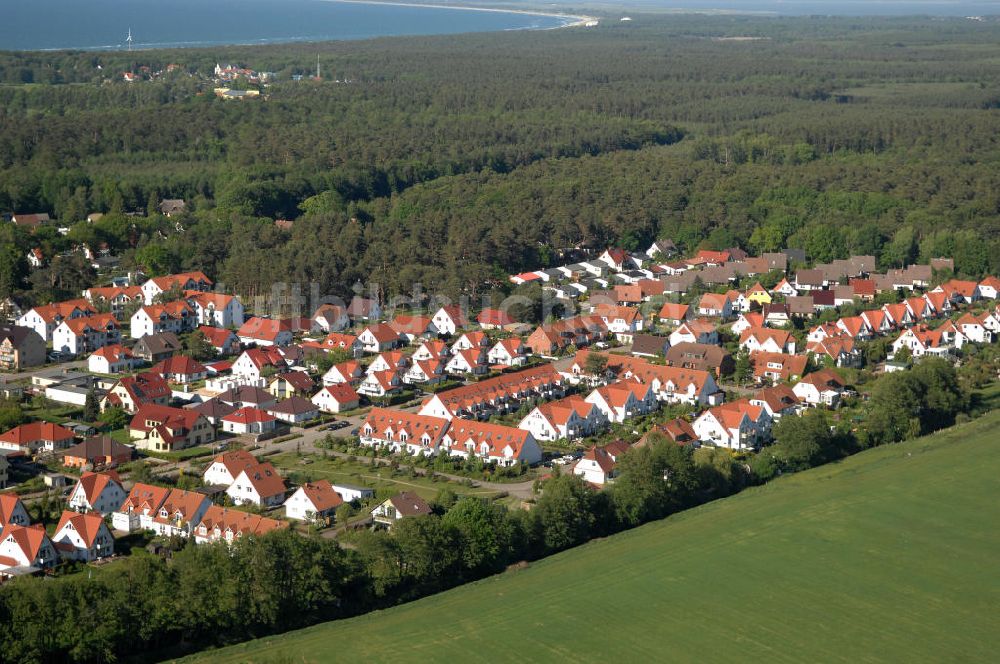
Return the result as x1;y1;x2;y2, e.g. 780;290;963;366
126;27;133;51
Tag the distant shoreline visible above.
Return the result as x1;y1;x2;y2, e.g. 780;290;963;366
322;0;599;29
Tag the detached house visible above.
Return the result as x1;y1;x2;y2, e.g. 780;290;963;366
585;381;658;424
133;332;182;363
266;396;319;424
311;304;350;333
226;462;286;507
151;355;208;384
140;271;212;305
197;325;239;356
285;480;343;522
431;305;469;336
358;370;403;398
102;372;171;413
67;471;126;515
750;384;801;420
185;291;244;328
202;449;258;486
402;358;446;385
144;488;212;538
312;383;360;413
129;404;214;451
371;491;432;529
88;344;139;374
0;495;30;530
657;302;690;326
693;399;771;450
739;327;796;355
0;326;45;371
477;308;516;330
322;360;364;386
446;348;489;376
488;338;527;367
16;299;95;343
793;369;846;407
130;301;196;339
518;395;607;442
696;293;733;319
358;323;401;354
669;319;719;347
52;314;121;356
0;421;75;455
51;511;114;562
0;524;58;573
221;406;278;435
238;317;294;347
572;441;631;485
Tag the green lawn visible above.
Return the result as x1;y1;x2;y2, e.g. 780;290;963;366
266;452;503;502
178;411;1000;663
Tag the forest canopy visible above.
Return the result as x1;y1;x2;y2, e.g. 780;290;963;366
1;15;999;304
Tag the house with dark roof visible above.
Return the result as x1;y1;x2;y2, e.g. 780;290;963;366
132;332;182;363
61;436;132;470
0;326;45;370
372;491;432;528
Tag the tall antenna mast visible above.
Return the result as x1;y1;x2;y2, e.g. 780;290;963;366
316;54;320;79
126;27;133;51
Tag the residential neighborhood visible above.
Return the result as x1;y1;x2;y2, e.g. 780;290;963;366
0;243;995;584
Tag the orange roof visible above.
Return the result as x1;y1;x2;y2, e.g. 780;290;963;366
361;323;400;344
238;317;292;342
0;421;75;446
535;395;595;427
61;313;118;334
120;483;170;514
74;471;122;505
799;368;845;390
209;450;258;480
90;344;134;362
444;419;532;458
222;406;277;425
364;408;449;443
0;494;26;527
477;308;515;326
197;505;288;539
234;462;286;498
156;488;209;523
740;327;791;347
198;325;236;347
658;302;689;320
297;480;343;512
0;523;50;563
152;354;207;377
577;445;616;473
423;364;562;415
54;510;107;548
149;271;212;290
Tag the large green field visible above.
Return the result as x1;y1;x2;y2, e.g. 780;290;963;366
178;411;1000;663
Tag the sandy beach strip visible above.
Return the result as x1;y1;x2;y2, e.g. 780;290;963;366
322;0;599;29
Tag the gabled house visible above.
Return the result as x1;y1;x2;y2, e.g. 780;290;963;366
52;314;121;356
771;278;798;298
861;310;893;336
312;383;360;413
313;332;363;358
185;291;244;329
216;385;277;410
445;348;489;376
668;319;719;347
657;302;690;326
525;315;608;355
52;511;114;562
321;360;364;386
311;304;350;333
749;384;801;420
111;482;170;532
932;279;980;304
346;296;381;322
267;371;314;399
132;331;182;363
221;406;278;435
955;313;993;344
806;337;862;368
593;304;644;341
367;350;410;375
231;347;287;385
371;491;432;529
665;343;733;377
140;271;212;305
357;370;403;398
412;340;450;362
66;471;126;515
151;355;208;384
696;293;733;319
88;344;139;374
0;524;58;572
739;327;796;355
585;380;658;424
62;436;130;471
487;338;527;367
358;323;401;354
285;480;343;522
129;404;214;451
0;421;75;455
636;418;699;447
518;395;607;442
693;399;771;450
751;351;808;384
402;358;446;385
978;276;1000;300
389;315;438;343
451;330;490;353
836;316;873;341
572;442;630;485
745;282;772;306
203;449;259;486
102;372;171;413
730;312;764;336
0;495;30;530
145;488;212;538
237;317;294;347
793;369;846;407
226;462;286;507
431;305;469;337
130;301;196;339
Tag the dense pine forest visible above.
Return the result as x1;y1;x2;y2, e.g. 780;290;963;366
1;15;999;304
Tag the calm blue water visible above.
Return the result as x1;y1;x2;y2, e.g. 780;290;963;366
1;0;569;51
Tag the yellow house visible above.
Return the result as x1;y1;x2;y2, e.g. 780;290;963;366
746;282;772;306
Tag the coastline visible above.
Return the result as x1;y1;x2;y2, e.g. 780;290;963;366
322;0;599;29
